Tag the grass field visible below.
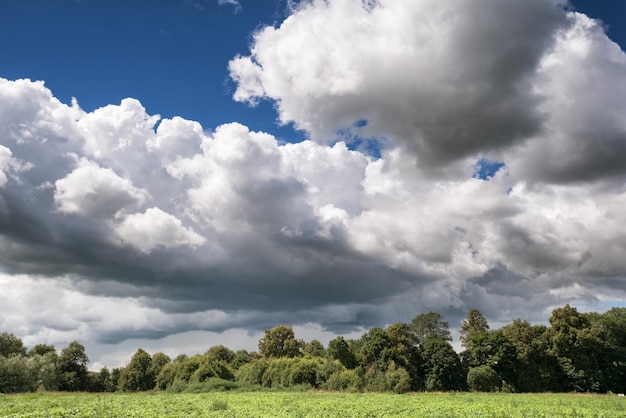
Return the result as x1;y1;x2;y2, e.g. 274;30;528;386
1;391;625;417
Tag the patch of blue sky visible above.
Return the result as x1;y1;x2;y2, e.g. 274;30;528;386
336;119;385;159
473;158;506;180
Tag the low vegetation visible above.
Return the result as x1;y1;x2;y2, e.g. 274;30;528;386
2;391;626;417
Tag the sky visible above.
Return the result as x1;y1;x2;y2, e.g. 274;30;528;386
1;0;626;369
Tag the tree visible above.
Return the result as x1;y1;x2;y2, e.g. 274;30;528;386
549;304;606;392
422;337;466;391
118;348;154;392
149;352;171;385
327;336;356;369
502;320;560;392
303;339;326;357
59;341;89;391
232;349;254;369
28;344;56;357
258;325;304;358
460;309;489;350
588;308;626;391
410;311;452;345
0;333;27;358
0;355;33;393
205;345;235;363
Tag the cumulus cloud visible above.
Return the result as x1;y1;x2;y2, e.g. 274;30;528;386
229;0;626;183
55;159;149;217
115;207;206;253
1;0;626;364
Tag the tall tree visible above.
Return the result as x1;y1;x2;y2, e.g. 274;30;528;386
422;337;465;391
149;352;171;386
460;309;489;350
258;325;304;358
59;341;89;391
549;304;606;392
410;311;452;345
118;348;154;392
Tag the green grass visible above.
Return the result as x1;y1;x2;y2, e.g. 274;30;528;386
1;391;625;417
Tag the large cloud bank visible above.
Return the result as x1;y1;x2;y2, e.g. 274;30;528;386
1;0;626;360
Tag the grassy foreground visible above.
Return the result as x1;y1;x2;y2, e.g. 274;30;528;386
1;391;625;417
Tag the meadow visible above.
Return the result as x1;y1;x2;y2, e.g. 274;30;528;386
1;391;625;418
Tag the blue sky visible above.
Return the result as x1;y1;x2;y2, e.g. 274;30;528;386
0;0;306;141
1;0;626;367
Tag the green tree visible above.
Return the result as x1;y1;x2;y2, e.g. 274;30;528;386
410;311;452;345
327;336;356;369
118;348;154;392
205;345;235;363
303;339;326;357
0;355;33;393
258;325;304;358
549;304;606;392
28;344;56;357
59;341;89;391
588;307;626;392
422;337;466;391
0;333;27;358
149;352;171;386
231;349;254;369
502;319;561;392
460;309;489;350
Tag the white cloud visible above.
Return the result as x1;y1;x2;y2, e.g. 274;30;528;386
0;145;12;187
115;207;206;253
55;158;149;217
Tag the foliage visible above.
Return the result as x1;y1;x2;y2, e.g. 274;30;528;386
302;339;325;357
410;311;452;345
422;337;465;391
467;365;502;392
0;333;27;359
258;325;304;359
58;341;89;392
118;348;154;392
327;336;356;369
460;309;490;350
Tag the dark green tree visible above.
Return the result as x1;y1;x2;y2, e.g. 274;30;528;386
59;341;89;391
422;337;466;391
327;336;356;369
467;365;501;392
549;305;606;392
502;320;561;392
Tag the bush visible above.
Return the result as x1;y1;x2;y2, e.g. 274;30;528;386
467;366;502;392
322;369;364;392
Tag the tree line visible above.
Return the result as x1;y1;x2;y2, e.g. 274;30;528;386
1;304;625;393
